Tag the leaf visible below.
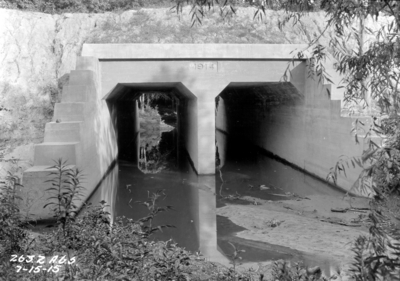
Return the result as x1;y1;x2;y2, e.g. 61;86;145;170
228;242;236;251
326;88;331;98
43;201;57;207
361;148;378;164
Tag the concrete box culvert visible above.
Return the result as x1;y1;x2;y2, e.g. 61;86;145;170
20;44;366;222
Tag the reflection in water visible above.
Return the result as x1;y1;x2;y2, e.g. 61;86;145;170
86;160;119;224
116;129;229;264
116;161;199;251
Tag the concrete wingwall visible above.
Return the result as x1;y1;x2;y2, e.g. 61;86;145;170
19;56;119;221
74;56;119;218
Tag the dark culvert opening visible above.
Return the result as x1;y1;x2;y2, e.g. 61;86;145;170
106;84;183;171
215;82;304;173
118;91;179;173
215;82;346;203
106;83;198;174
218;83;303;150
104;83;201;252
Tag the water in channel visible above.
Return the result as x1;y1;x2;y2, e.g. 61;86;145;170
97;101;346;271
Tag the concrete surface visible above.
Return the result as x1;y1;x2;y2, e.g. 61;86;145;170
93;44;307;174
82;44;308;60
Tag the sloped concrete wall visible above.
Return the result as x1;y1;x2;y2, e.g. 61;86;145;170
79;57;119;213
216;96;228;168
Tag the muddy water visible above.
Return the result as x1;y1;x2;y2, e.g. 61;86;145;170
79;100;349;275
217;132;345;204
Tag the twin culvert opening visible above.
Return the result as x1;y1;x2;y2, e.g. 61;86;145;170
105;82;302;174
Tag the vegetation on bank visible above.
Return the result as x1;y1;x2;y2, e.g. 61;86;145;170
1;159;400;280
0;82;60;158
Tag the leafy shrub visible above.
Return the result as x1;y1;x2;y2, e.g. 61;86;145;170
349;202;400;281
43;159;85;237
271;260;326;281
0;171;34;281
0;172;28;255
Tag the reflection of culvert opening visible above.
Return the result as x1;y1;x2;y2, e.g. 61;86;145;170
105;83;197;173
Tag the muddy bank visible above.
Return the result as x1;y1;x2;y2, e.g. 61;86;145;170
217;194;371;279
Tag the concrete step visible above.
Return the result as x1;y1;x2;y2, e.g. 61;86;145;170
61;84;96;103
44;121;82;142
53;102;85;122
77;56;99;72
69;70;96;86
33;142;80;166
18;165;76;221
